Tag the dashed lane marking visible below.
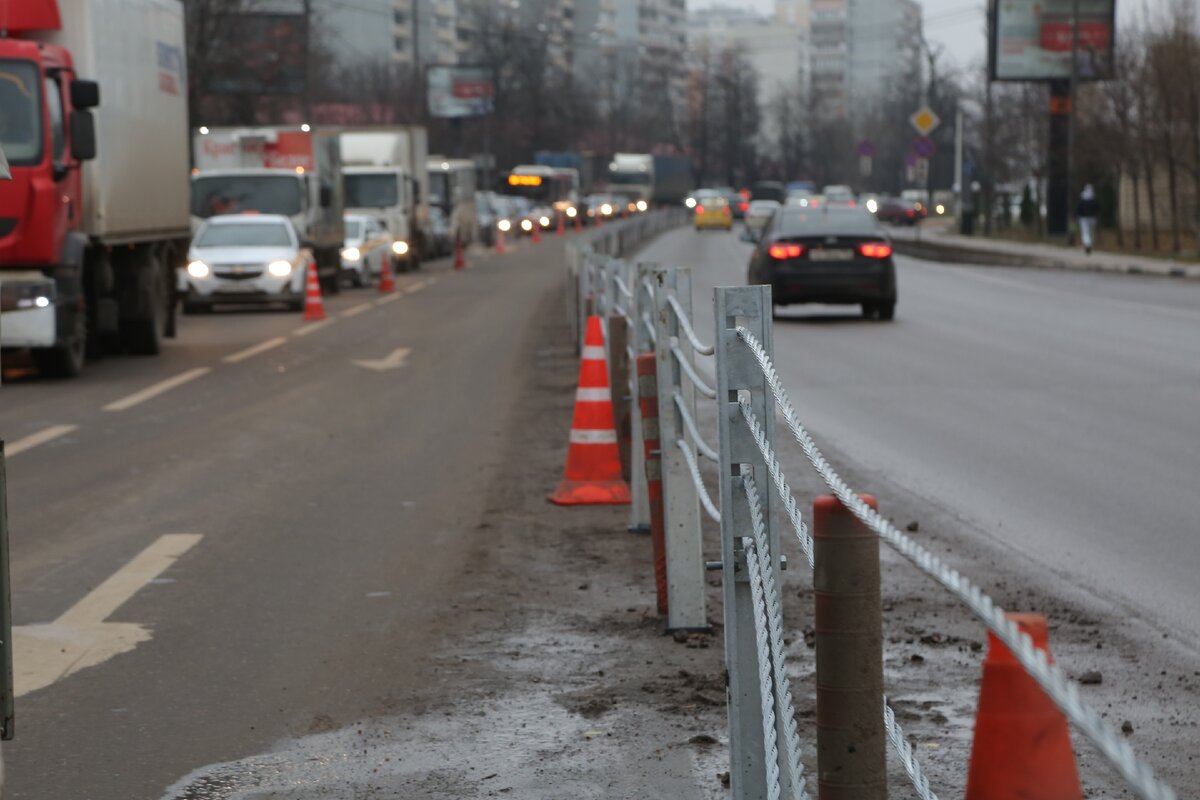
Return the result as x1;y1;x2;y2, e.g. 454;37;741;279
14;533;203;697
5;424;79;457
292;319;335;337
341;302;373;318
222;336;288;364
103;368;212;413
374;292;405;305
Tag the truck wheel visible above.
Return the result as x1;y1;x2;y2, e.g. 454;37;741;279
122;250;168;356
32;301;87;378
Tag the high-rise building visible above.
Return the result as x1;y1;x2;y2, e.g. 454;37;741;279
846;0;921;109
606;0;688;138
809;0;848;118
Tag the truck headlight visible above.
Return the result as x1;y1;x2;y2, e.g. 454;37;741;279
268;260;293;277
498;219;512;232
341;247;361;262
392;240;409;255
600;203;613;216
566;206;577;218
539;215;550;227
521;219;533;232
636;200;648;212
187;260;210;279
685;197;696;208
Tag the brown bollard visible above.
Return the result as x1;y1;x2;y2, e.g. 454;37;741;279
813;494;886;800
608;316;632;484
637;354;668;615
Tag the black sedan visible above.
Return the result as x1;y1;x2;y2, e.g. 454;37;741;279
746;206;897;320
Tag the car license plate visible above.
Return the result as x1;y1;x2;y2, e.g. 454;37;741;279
215;283;258;293
809;249;854;261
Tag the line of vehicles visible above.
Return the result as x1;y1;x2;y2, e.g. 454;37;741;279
0;0;676;379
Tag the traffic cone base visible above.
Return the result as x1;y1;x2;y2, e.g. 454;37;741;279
454;240;466;270
549;316;630;506
378;255;396;294
302;260;326;321
964;613;1081;800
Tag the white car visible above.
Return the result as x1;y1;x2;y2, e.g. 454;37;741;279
341;214;391;287
744;199;781;232
180;214;312;313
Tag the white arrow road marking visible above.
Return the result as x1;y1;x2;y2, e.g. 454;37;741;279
223;336;287;364
103;368;211;412
352;347;411;372
13;533;202;697
6;424;78;457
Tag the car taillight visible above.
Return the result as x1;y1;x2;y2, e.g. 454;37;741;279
739;201;749;212
768;243;805;260
848;199;857;208
858;242;892;259
695;205;705;214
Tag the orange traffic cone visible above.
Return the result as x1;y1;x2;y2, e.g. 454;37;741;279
965;613;1081;800
302;260;326;321
549;316;631;505
495;229;506;254
378;254;396;294
454;239;466;270
556;212;565;236
532;221;542;244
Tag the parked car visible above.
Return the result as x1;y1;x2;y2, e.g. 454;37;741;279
692;189;733;231
746;206;896;320
341;214;391;287
180;214;312;313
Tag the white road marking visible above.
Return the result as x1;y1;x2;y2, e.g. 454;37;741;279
222;336;288;364
103;368;211;412
341;302;373;318
352;347;411;372
374;292;405;306
5;424;78;457
405;279;428;293
14;533;202;697
293;319;335;337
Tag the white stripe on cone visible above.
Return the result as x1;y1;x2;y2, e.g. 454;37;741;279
576;387;611;402
581;345;606;360
569;429;618;445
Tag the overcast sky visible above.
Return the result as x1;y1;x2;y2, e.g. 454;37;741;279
688;1;1168;72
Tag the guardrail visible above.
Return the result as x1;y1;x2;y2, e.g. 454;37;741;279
567;233;1180;800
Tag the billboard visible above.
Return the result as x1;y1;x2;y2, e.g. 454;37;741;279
989;0;1116;81
427;65;495;118
205;13;308;95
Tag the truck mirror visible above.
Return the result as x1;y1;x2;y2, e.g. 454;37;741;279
70;111;97;161
70;79;100;110
319;186;333;208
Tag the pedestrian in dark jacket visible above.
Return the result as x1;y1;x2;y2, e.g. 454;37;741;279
1076;184;1100;254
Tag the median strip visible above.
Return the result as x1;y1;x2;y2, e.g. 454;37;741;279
222;336;288;364
5;424;79;457
103;368;212;413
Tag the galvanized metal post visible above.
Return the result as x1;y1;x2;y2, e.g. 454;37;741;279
627;263;655;533
714;285;782;800
652;267;706;631
814;494;886;800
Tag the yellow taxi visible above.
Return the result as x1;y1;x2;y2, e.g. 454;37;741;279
692;190;733;231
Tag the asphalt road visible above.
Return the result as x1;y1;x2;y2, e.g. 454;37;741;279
639;226;1200;649
0;244;567;797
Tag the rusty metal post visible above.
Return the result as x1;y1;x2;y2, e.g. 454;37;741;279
609;315;632;483
813;493;885;800
637;354;668;616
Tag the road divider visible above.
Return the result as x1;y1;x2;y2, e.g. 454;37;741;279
6;425;79;458
14;533;202;696
222;337;288;364
103;368;212;413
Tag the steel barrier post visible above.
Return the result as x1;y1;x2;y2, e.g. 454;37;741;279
637;355;669;614
627;263;655;533
714;285;783;800
609;314;633;484
813;494;886;800
652;266;706;631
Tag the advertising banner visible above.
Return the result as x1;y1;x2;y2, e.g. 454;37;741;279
427;65;495;118
990;0;1116;81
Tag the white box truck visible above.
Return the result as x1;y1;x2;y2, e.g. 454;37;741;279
191;127;345;293
339;127;430;271
0;0;191;376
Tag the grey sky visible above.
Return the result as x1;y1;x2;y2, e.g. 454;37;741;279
688;1;1167;72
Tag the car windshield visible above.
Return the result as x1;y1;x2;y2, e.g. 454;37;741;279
195;222;293;248
344;173;399;208
0;60;43;167
191;175;303;218
344;219;363;239
775;208;881;237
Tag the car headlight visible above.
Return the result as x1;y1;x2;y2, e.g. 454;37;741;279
392;240;409;255
341;246;361;262
866;199;878;213
498;219;512;232
636;200;648;212
187;260;210;279
566;206;577;218
521;219;533;232
268;260;293;277
600;203;613;216
685;197;696;208
539;215;550;227
935;204;946;215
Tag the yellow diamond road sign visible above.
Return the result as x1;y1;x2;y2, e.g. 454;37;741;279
910;106;940;136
